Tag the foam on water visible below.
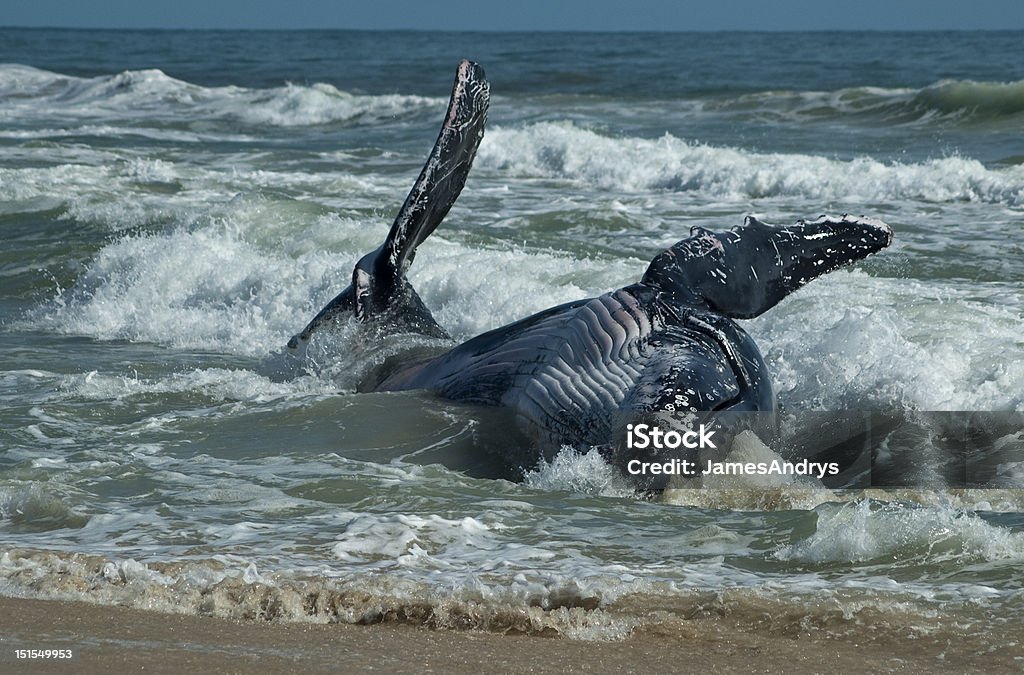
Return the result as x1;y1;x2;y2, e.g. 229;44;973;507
748;272;1024;412
3;394;1024;641
27;200;639;359
0;65;441;128
0;546;640;638
59;368;335;404
0;152;388;223
776;499;1024;565
32;225;308;355
227;82;438;128
479;122;1024;205
522;448;638;497
1;510;1022;644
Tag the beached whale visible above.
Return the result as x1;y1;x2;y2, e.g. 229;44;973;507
289;60;893;463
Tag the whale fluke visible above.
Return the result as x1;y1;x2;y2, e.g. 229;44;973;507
641;214;893;319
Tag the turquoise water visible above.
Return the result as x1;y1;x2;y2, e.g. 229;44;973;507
1;29;1023;642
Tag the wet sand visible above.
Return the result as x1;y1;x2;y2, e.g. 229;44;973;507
1;595;1021;674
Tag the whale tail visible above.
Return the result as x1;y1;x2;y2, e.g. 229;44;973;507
642;214;893;319
288;60;490;350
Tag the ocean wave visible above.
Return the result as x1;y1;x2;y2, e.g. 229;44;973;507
750;272;1024;412
911;79;1024;120
26;204;635;358
0;546;633;639
0;158;380;222
1;546;1020;648
0;64;440;127
704;79;1024;124
776;499;1024;565
28;222;317;356
479;122;1024;205
0;486;90;532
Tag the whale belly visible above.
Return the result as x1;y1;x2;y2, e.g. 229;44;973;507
377;287;753;451
501;290;652;447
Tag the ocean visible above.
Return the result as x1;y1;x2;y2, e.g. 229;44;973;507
1;28;1023;652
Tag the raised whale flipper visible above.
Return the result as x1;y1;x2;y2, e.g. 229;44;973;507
288;60;490;349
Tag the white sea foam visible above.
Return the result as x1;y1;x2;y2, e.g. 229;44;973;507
224;82;438;127
776;499;1024;564
749;272;1024;411
28;203;637;359
0;64;440;128
32;225;307;355
0;153;386;223
478;122;1024;205
522;448;637;497
58;368;335;403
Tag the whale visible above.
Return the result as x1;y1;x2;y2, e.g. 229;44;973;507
289;60;894;472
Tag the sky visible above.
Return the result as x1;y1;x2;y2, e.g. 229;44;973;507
3;0;1024;31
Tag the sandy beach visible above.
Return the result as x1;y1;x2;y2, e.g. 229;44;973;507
1;595;1021;674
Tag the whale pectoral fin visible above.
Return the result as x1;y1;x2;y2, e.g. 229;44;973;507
379;59;490;282
612;317;773;438
601;339;744;482
350;59;487;330
288;61;488;350
680;314;753;410
625;343;742;419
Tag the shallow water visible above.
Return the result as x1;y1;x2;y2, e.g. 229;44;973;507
1;29;1023;644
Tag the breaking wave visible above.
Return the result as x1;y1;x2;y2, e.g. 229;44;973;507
479;121;1024;205
0;64;440;128
704;79;1024;124
775;499;1024;565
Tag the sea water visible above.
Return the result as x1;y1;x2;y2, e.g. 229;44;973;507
1;29;1023;644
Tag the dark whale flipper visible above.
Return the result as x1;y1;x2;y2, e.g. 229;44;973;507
288;60;490;349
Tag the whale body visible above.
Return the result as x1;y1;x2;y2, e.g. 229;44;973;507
289;60;893;468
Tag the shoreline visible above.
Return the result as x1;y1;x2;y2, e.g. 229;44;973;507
2;595;1021;674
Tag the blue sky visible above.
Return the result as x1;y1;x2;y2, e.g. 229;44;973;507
4;0;1023;31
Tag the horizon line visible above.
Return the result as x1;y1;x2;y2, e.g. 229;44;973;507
2;25;1023;34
